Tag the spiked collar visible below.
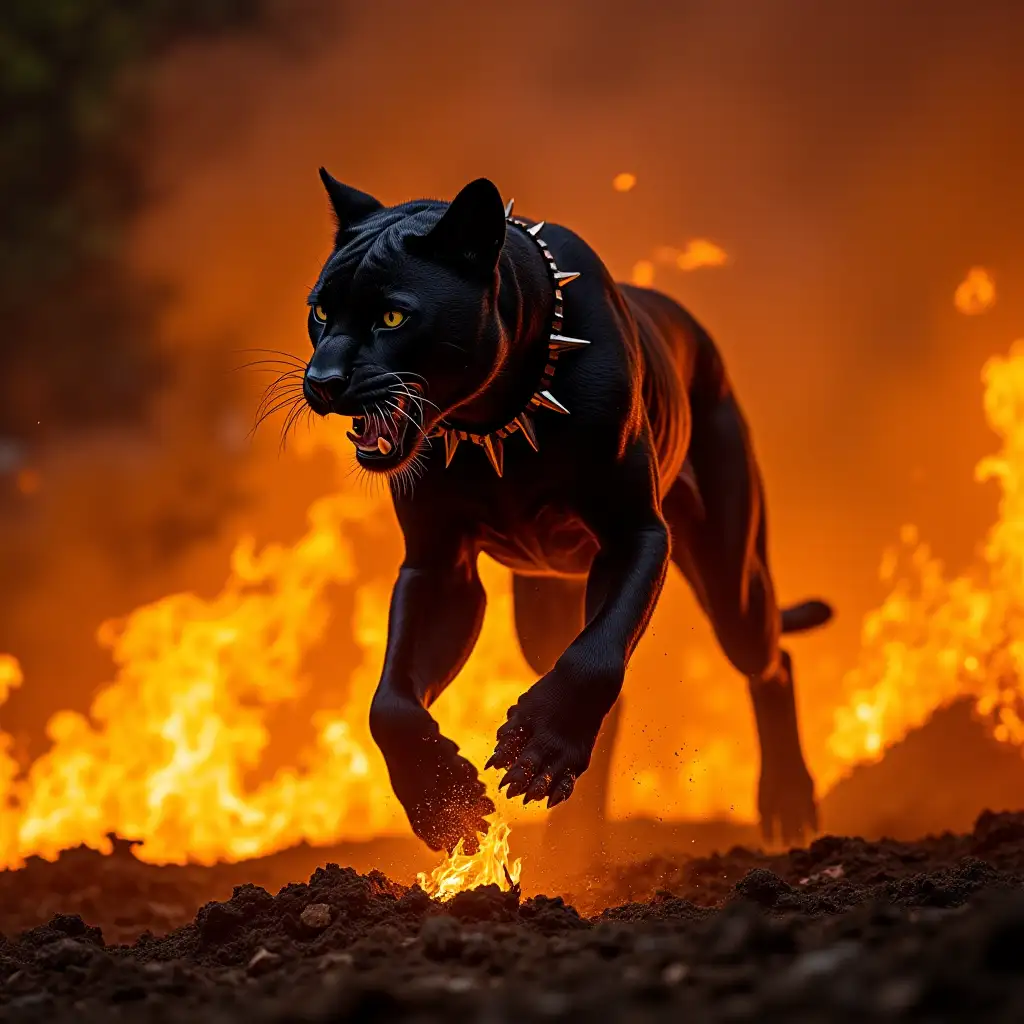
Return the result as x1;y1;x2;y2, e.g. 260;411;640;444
429;199;588;477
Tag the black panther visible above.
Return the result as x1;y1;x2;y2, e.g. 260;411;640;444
301;170;833;853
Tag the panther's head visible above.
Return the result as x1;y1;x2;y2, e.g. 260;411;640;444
303;171;508;477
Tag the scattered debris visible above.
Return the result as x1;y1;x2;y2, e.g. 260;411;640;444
1;814;1024;1020
299;903;332;931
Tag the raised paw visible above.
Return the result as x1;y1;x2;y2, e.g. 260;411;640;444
485;675;606;810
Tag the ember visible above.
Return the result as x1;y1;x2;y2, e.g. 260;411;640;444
955;267;996;315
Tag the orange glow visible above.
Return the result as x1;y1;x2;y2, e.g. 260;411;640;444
955;267;996;315
0;409;537;870
0;654;20;703
826;341;1024;779
650;241;729;273
2;340;1024;866
0;656;24;859
631;259;655;286
2;336;1024;867
15;468;40;496
416;813;522;900
612;172;637;192
675;240;728;271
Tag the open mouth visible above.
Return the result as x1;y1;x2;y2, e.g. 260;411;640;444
346;388;422;468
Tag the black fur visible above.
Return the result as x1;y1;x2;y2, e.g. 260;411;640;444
302;173;833;852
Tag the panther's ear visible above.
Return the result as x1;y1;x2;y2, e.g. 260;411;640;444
318;167;383;229
407;178;507;280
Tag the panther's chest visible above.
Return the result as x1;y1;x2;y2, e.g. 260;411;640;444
475;502;598;577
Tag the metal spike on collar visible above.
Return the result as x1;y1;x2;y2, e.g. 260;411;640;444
514;412;539;451
548;334;590;354
479;434;504;476
531;390;570;415
434;208;584;474
443;429;461;467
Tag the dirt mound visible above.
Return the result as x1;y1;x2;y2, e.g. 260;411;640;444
820;701;1024;839
3;812;1024;1021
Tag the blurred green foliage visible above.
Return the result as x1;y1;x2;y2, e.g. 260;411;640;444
0;0;265;440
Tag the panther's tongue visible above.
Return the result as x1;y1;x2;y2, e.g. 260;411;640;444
348;413;395;454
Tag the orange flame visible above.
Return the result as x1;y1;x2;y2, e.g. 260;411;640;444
0;417;536;869
416;813;522;900
3;335;1024;868
826;341;1024;776
954;267;996;315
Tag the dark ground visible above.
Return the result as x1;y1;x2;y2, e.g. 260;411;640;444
3;704;1024;1023
3;811;1024;1022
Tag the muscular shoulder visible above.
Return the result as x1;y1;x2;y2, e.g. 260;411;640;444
535;224;642;424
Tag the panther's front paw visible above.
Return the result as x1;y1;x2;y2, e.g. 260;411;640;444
371;697;494;853
394;733;495;854
485;667;613;808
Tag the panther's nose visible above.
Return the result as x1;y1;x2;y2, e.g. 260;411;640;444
304;369;349;412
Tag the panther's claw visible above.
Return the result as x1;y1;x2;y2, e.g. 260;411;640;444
546;774;575;808
491;685;596;809
522;775;551;804
499;763;533;799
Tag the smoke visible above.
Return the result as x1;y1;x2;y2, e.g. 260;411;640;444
4;0;1024;819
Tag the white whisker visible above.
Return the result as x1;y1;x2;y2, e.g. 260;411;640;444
385;399;427;441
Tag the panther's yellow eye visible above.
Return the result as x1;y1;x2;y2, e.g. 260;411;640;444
381;310;406;329
312;304;327;323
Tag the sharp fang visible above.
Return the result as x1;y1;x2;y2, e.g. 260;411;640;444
481;434;504;476
504;198;515;218
532;390;570;414
548;333;590;354
377;437;393;455
514;412;539;451
553;271;580;286
527;221;545;237
443;429;460;467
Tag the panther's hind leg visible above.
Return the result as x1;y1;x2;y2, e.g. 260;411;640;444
512;573;621;871
662;393;817;846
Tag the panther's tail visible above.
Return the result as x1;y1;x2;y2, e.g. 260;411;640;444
781;599;833;634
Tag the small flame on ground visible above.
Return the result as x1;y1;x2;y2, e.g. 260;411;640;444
416;814;522;901
955;267;996;315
